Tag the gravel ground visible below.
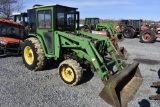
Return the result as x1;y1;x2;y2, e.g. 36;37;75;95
0;37;160;107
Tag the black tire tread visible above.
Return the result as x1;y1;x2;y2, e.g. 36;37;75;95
123;27;135;38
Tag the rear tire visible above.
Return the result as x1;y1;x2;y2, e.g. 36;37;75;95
22;37;46;71
58;59;83;86
140;29;156;43
123;27;135;38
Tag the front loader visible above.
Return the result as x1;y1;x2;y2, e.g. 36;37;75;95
22;4;143;107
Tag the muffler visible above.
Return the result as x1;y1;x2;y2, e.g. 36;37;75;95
99;61;143;107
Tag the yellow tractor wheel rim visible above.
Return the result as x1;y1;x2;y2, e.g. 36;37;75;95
24;46;34;65
61;67;75;82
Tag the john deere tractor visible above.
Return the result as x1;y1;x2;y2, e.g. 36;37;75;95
22;4;143;107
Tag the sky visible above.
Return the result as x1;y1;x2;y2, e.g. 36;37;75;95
22;0;160;21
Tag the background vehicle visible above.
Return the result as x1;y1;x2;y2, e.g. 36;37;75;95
80;17;128;59
118;19;160;43
118;19;148;38
0;18;25;55
139;22;160;43
12;12;28;26
21;4;143;107
81;17;123;39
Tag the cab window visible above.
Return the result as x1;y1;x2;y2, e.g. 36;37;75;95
38;10;52;28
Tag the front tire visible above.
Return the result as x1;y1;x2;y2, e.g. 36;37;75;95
140;29;156;43
58;59;83;86
22;37;46;71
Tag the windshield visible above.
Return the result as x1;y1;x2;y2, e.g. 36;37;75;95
56;6;75;30
85;18;99;25
0;22;24;38
119;20;129;26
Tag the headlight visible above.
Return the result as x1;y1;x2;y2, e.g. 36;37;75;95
0;40;5;44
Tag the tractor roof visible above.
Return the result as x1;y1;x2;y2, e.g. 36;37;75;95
28;4;78;10
85;17;99;19
0;18;23;26
12;12;27;16
120;19;143;21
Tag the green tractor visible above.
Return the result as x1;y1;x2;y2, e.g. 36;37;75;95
80;17;127;60
22;4;143;107
80;17;123;39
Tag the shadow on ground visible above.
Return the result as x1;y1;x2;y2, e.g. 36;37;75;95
138;99;150;107
45;59;60;70
138;99;151;107
80;65;94;85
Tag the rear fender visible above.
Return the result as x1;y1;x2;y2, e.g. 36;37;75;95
26;34;48;56
140;25;148;31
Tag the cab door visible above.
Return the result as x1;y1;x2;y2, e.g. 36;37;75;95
36;7;54;55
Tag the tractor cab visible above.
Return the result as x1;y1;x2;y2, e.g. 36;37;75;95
84;17;100;30
12;12;28;27
27;4;79;34
129;20;143;32
119;19;143;32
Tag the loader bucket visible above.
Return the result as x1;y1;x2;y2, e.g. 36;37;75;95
99;61;143;107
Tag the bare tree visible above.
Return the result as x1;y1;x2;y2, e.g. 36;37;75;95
0;0;24;18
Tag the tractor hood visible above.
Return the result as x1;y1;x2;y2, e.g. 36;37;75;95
0;36;22;45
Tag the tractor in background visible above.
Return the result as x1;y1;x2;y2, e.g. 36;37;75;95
0;18;25;55
118;19;160;43
139;22;160;43
117;19;147;38
12;12;29;34
21;4;143;107
12;12;28;26
80;17;123;40
80;17;128;59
